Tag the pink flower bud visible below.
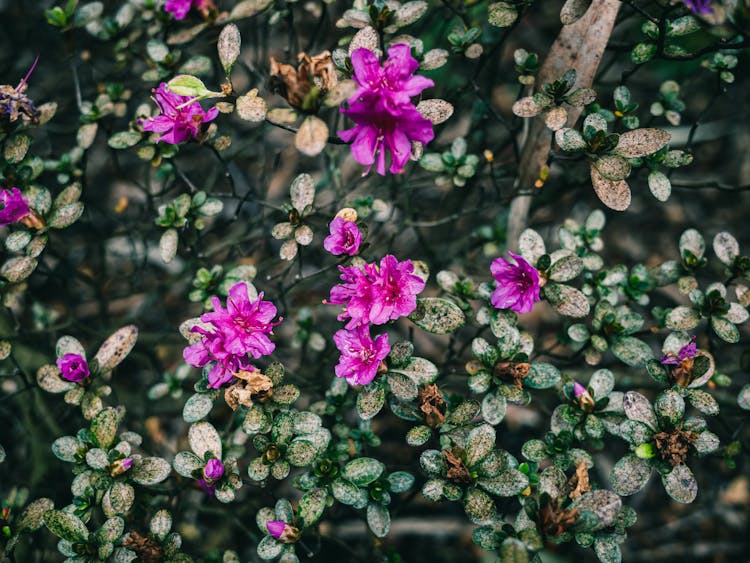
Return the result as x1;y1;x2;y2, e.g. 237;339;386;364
573;382;587;398
56;353;91;383
266;520;286;539
203;458;225;482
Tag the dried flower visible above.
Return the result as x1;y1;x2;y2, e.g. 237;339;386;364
183;282;282;389
328;254;425;329
139;83;218;144
443;447;472;483
653;428;698;467
123;531;164;562
418;384;446;427
0;187;31;226
493;360;531;389
339;45;434;175
490;251;541;314
56;353;91;383
270;51;338;112
333;325;390;386
538;497;579;537
224;368;273;410
684;0;712;15
567;460;591;500
0;56;40;128
323;216;362;256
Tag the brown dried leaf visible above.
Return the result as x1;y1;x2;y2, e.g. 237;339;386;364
590;164;631;211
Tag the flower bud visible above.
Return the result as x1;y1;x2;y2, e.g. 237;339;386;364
56;353;91;383
573;381;595;413
266;520;300;543
203;458;225;483
635;443;656;459
110;457;134;477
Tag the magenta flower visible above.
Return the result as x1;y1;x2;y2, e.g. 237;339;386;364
165;0;208;19
684;0;712;14
203;458;225;482
324;216;362;256
328;255;425;329
183;282;282;389
56;353;91;383
267;520;287;539
333;326;390;386
660;337;697;365
0;187;31;226
339;44;435;175
490;252;541;314
139;83;218;145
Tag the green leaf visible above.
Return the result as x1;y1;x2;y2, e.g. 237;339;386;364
188;421;222;459
738;384;750;410
499;537;530;563
342;457;385;487
44;510;89;542
103;483;134;517
97;517;124;543
167;74;223;99
4;135;31;164
131;457;171;485
366;503;391;538
91;407;119;449
331;478;361;505
182;393;213;423
408;297;466;334
610;336;653;367
387;471;415;493
297;488;327;528
610;454;652;496
665;306;701;330
1;256;38;283
257;535;284;560
648;170;671;201
711;315;739;343
388;357;439;385
481;392;507;425
593;535;622;563
661;463;697;503
478;470;529;496
108;131;142;149
654;390;685;427
544;283;590;318
406;425;432;446
387;373;418;401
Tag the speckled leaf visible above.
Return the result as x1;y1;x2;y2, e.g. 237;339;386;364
297;488;327;528
290;173;315;211
1;256;37;282
44;510;89;542
188;421;222;459
236;89;267;122
488;2;518;27
560;0;593;24
499;537;529;563
388;373;418;400
91;407;119;449
481;392;507;425
416;99;454;125
662;463;697;503
4;135;31;163
131;457;171;485
555;128;587;151
217;23;241;74
406;425;432;446
594;155;631;181
295;116;328;157
479;470;529;497
573;490;621;530
594;535;622;563
711;315;739;343
257;535;284;560
611;454;651;496
526;363;561;389
464;487;495;524
94;325;138;372
342;457;384;486
538;465;567;498
512;96;543;118
16;498;54;532
544;283;590;318
615;128;670;157
623;391;657;429
408;297;465;334
713;231;739;265
549;253;583;282
738;384;750;410
389;357;438;385
665;306;701;330
349;26;379;55
648;170;671;201
287;440;317;467
159;228;178;263
366;503;391;538
37;364;75;393
466;424;496;466
693;430;719;455
182;392;213;422
611;336;653;367
356;384;385;420
103;483;134;517
590;165;631;211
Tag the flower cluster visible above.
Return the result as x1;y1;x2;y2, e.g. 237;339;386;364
490;252;541;314
0;187;31;226
164;0;211;20
323;215;362;256
327;255;425;385
183;282;282;388
684;0;712;15
339;45;435;175
139;83;218;145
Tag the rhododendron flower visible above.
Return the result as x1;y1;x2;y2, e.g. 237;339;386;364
266;520;300;543
684;0;712;14
328;255;425;328
339;44;434;175
56;353;91;383
266;520;286;539
139;83;218;144
0;187;31;226
183;282;281;389
165;0;209;19
203;459;225;482
573;381;587;398
660;337;697;365
333;326;390;386
323;216;362;256
490;252;541;314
